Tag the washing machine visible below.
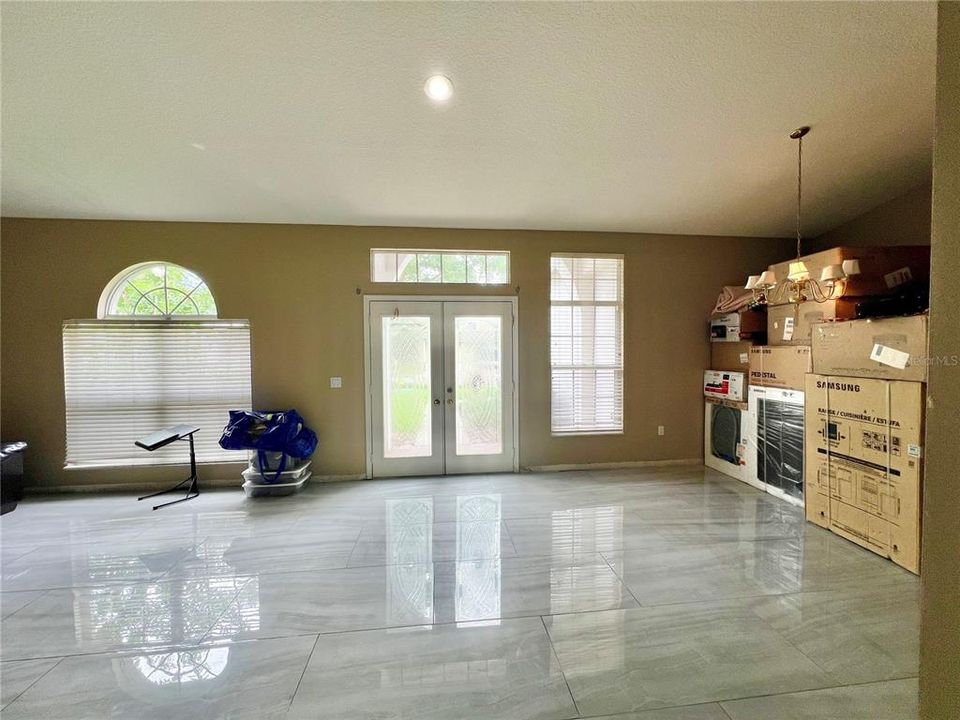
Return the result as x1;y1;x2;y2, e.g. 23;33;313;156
704;400;758;487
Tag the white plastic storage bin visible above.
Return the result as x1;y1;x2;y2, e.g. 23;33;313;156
243;472;311;498
241;460;311;485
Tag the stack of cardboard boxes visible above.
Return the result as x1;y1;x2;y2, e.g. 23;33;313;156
743;345;810;503
805;314;928;574
703;309;766;485
704;299;817;503
704;245;930;573
705;309;766;403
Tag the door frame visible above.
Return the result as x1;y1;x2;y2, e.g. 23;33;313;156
363;294;520;479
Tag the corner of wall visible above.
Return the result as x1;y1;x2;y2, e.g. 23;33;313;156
811;181;933;251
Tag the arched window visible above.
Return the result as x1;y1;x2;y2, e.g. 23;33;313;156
63;261;250;468
98;261;218;319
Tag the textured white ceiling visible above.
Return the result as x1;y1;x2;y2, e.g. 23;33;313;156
0;1;936;237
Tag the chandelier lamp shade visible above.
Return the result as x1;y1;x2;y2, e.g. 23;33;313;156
745;126;860;306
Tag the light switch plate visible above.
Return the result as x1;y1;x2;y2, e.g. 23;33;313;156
329;376;342;389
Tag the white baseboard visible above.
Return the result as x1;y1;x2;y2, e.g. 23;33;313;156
25;473;369;495
25;477;238;494
524;458;702;472
25;463;716;494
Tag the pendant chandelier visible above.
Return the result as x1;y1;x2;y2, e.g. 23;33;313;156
745;126;859;305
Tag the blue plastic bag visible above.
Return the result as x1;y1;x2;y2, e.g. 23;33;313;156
219;410;318;483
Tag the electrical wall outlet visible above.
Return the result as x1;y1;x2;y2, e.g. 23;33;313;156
329;376;343;389
657;425;665;436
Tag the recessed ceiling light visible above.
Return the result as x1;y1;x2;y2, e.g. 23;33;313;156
424;75;453;103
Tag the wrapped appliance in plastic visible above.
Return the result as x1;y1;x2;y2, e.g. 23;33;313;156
741;386;805;506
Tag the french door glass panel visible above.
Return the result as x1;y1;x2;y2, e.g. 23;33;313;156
442;301;514;475
369;300;514;477
382;316;433;458
454;315;502;456
370;302;444;477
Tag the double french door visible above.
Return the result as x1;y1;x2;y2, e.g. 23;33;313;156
366;299;517;477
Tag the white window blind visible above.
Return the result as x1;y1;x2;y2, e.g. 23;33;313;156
62;320;252;468
550;254;624;434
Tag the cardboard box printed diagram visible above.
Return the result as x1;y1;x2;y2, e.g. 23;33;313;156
804;375;924;574
703;370;746;403
765;245;930;307
812;314;929;383
767;300;858;346
748;345;812;391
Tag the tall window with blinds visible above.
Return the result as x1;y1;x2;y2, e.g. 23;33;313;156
550;254;624;435
62;321;251;467
63;261;251;468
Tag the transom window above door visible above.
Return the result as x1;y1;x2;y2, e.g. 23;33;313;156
98;261;218;319
370;249;510;284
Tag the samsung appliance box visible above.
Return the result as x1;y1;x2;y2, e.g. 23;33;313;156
804;374;924;574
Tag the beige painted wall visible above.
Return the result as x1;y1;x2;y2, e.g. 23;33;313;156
811;181;932;251
0;218;791;489
920;4;960;718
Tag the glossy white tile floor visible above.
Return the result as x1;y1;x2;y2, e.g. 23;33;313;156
0;467;920;719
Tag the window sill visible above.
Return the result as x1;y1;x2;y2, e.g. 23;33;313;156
64;457;245;470
551;430;624;437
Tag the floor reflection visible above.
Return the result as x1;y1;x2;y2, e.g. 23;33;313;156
121;646;231;695
455;559;501;624
455;495;502;623
205;576;261;638
65;495;632;657
383;494;503;626
552;505;624;555
0;466;921;720
74;575;251;650
550;506;623;615
69;513;259;655
386;498;435;625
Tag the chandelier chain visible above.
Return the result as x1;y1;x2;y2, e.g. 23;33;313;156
796;132;803;260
